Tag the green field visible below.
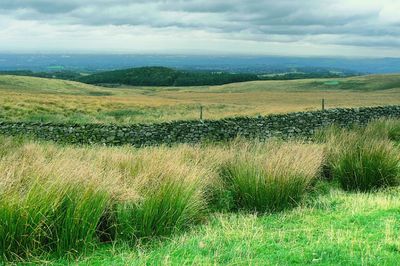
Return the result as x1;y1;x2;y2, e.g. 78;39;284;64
0;74;399;124
55;189;400;265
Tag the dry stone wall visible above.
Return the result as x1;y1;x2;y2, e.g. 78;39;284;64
0;105;399;146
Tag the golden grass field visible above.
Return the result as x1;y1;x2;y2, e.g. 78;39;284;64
0;74;399;124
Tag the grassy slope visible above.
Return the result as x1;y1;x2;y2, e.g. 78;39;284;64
0;75;110;95
54;188;400;265
205;73;400;92
0;74;399;124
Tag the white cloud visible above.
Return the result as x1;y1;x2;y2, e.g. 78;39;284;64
379;0;400;24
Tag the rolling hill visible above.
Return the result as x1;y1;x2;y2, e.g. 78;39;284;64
0;66;355;86
0;75;112;96
0;73;399;124
77;66;260;86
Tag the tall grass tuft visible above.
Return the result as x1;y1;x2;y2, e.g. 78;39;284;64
220;142;323;213
110;151;209;241
364;119;400;142
316;119;400;143
0;182;56;260
0;141;113;261
48;183;110;256
114;178;206;241
328;132;400;191
0;179;109;261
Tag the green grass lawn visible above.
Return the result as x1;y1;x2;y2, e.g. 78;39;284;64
50;186;400;265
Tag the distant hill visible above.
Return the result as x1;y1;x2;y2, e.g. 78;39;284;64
76;67;260;86
76;66;350;87
2;72;398;96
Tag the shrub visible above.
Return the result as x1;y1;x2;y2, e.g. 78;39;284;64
328;133;400;191
220;142;323;213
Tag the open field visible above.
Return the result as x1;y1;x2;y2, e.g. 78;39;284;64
1;119;400;264
1;74;400;124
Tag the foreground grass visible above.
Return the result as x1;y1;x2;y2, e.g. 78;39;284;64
1;119;399;264
52;188;400;265
1;74;400;124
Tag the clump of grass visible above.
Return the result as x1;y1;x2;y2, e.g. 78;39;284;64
0;142;114;261
0;141;214;255
317;119;400;143
0;179;109;261
0;182;55;260
114;177;206;241
220;142;324;213
109;151;209;242
104;109;145;119
0;135;26;158
364;119;400;142
327;132;400;191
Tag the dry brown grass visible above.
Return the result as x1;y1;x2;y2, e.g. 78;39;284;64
1;74;399;124
0;136;324;207
0;142;212;203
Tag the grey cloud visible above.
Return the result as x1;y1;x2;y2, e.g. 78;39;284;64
0;1;386;30
0;0;81;14
0;0;399;53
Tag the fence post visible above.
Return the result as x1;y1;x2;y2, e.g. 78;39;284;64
322;98;325;111
200;105;203;120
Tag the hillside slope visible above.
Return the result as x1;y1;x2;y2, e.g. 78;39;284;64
0;74;399;124
0;75;112;96
2;73;400;94
206;74;400;93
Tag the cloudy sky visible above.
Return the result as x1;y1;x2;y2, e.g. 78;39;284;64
0;0;399;57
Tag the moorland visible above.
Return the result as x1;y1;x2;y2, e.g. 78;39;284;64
0;71;400;265
0;73;399;124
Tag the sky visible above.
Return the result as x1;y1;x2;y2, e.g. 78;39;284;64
0;0;400;57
